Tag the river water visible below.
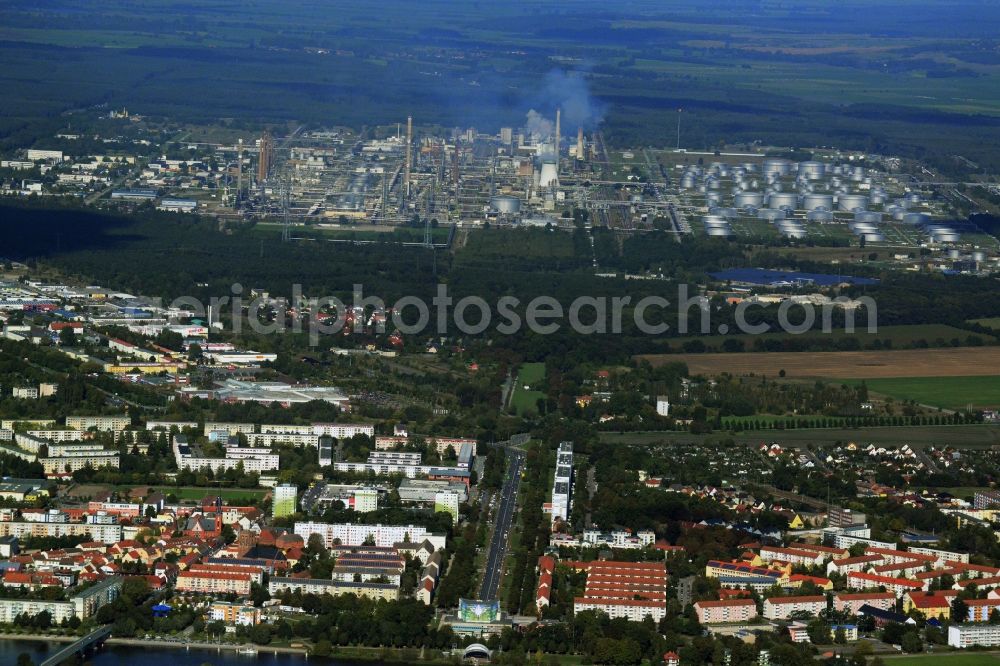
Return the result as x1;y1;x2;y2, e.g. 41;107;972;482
0;639;386;665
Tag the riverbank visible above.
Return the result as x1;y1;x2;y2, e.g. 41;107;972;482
0;631;308;655
0;632;77;643
107;636;309;655
0;632;460;664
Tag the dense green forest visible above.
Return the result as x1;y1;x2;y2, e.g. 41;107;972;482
3;200;999;366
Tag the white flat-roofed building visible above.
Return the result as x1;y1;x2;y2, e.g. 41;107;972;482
353;488;379;513
312;423;374;439
247;432;320;447
27;430;87;443
551;442;574;525
949;624;1000;648
398;478;469;504
574;597;667;622
318;438;334;466
368;451;422;465
0;521;122;543
146;420;199;431
157;198;198;212
173;435;278;473
203;422;255;435
26;149;63;161
41;453;120;476
261;424;315;435
268;577;399;602
293;522;446;551
656;396;670;417
66;415;130;432
0;576;120;624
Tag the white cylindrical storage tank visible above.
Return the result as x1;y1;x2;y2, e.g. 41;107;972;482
902;212;930;225
862;232;885;242
854;211;882;224
711;207;738;219
769;192;798;209
706;226;732;237
490;195;522;215
972;251;987;262
838;194;869;212
734;192;765;208
802;194;834;211
798;161;826;180
762;158;792;177
741;162;757;172
758;208;786;221
947;249;962;259
807;209;834;223
706;191;722;205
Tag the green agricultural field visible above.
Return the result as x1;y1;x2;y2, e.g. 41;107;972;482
661;324;992;353
972;317;1000;331
845;376;1000;410
600;424;1000;448
510;362;547;416
883;655;1000;665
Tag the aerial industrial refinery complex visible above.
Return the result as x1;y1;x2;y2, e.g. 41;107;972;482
16;106;991;270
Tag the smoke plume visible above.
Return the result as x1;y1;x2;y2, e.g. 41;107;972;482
524;69;605;138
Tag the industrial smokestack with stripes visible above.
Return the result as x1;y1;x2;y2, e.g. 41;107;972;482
403;115;412;198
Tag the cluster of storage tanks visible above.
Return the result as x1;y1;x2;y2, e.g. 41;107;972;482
683;158;955;242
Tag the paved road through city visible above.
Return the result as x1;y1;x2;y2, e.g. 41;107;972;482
478;448;525;601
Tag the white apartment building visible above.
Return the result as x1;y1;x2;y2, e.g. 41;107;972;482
293;522;446;551
0;577;120;624
246;432;319;447
41;453;120;475
949;624;1000;649
203;422;256;435
27;430;87;443
0;521;122;543
573;598;666;623
66;415;130;432
146;420;199;431
551;442;574;525
260;424;315;435
311;423;375;439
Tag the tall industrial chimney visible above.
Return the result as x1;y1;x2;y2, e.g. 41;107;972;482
404;116;413;198
236;138;243;201
577;127;584;161
555;107;561;161
257;131;273;188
